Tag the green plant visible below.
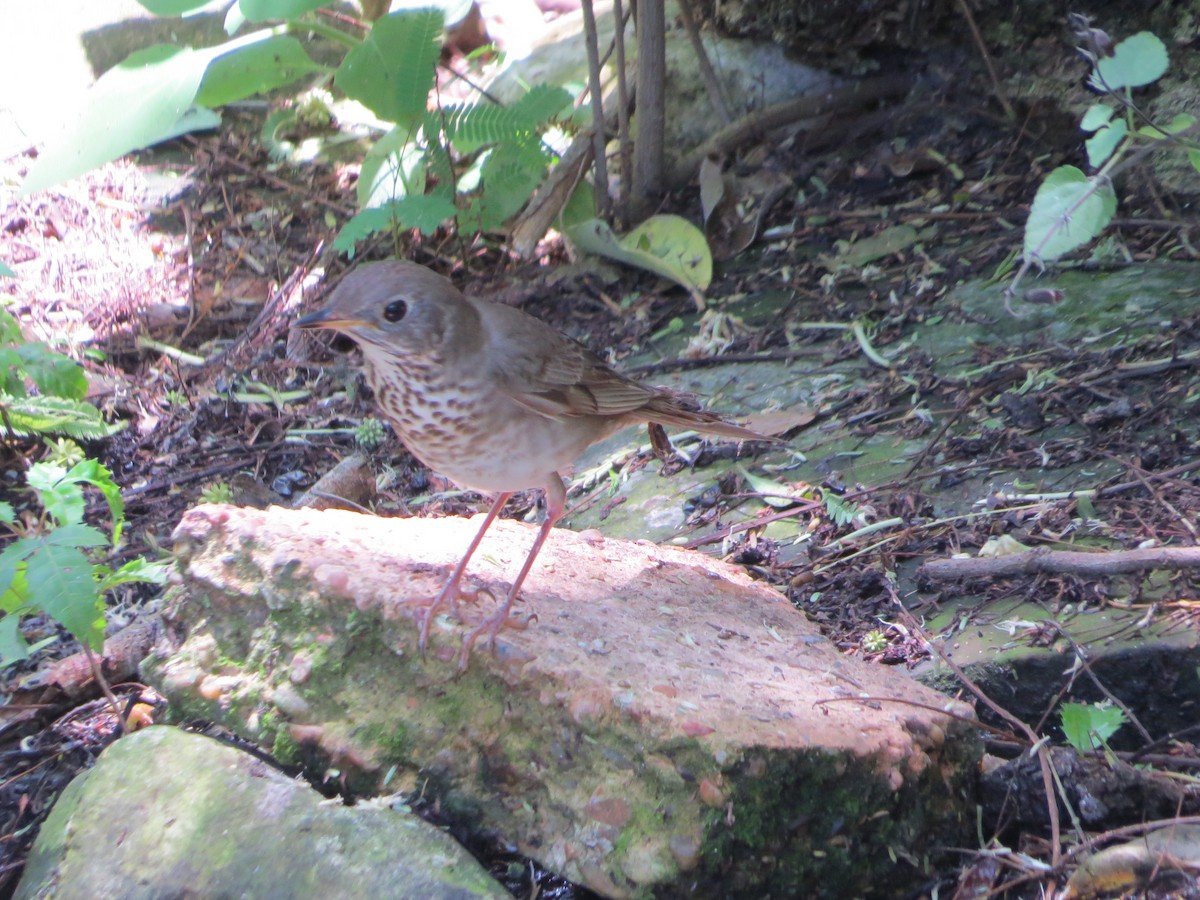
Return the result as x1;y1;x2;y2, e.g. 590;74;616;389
1008;19;1199;305
1059;701;1127;753
23;3;575;255
354;415;386;449
861;629;888;653
199;482;235;504
0;308;125;441
0;459;170;666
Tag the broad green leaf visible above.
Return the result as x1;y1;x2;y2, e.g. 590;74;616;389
0;615;30;667
14;343;88;399
0;539;34;598
138;0;215;13
0;261;13;278
567;215;713;301
1060;702;1126;752
98;558;173;591
733;464;797;509
1136;113;1197;139
334;9;443;125
1079;104;1114;133
0;394;125;439
1190;149;1200;175
63;458;126;541
0;502;13;525
196;36;323;108
23;44;216;194
27;464;86;528
1089;31;1168;91
42;523;110;550
239;0;329;21
24;543;104;650
358;125;427;209
1085;119;1126;168
1023;165;1117;262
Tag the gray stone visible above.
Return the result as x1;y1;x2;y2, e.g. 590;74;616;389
16;726;509;900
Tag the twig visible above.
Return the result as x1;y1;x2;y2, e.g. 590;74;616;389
954;0;1014;121
580;0;612;220
677;0;732;126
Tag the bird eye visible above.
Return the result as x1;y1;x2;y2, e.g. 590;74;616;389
383;299;408;323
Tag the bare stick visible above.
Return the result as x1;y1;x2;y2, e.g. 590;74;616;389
678;0;732;125
580;0;612;220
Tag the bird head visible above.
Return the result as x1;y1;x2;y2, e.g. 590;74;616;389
293;261;478;359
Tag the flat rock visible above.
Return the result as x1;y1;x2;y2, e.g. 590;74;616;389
146;504;981;898
15;725;509;900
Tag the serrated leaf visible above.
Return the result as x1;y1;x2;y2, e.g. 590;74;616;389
567;215;713;301
1085;119;1126;168
195;35;322;108
461;140;549;232
42;524;110;550
333;194;457;254
1023;166;1117;262
14;343;88;399
239;0;328;21
24;543;104;650
334;9;443;125
1060;702;1126;752
1088;31;1168;91
1079;104;1114;133
0;394;125;439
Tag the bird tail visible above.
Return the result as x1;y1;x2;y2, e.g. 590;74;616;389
642;394;776;442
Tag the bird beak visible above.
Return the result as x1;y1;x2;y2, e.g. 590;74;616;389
293;308;371;331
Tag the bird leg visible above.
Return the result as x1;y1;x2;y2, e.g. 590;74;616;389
417;491;512;653
457;475;566;670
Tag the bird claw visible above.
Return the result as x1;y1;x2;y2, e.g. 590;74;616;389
456;606;533;671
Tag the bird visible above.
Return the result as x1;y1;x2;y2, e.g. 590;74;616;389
294;260;772;669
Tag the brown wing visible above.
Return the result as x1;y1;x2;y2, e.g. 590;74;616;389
479;300;660;419
478;298;774;441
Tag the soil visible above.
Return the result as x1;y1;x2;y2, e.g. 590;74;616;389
2;5;1200;898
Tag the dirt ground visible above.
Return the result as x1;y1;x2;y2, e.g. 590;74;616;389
3;5;1200;898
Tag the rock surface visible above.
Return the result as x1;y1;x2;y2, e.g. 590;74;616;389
16;725;509;900
146;504;980;898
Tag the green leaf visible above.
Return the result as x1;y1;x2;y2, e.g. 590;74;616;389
1079;104;1114;133
1085;119;1126;169
443;85;571;154
196;35;323;108
138;0;215;13
1088;32;1168;91
239;0;329;21
461;140;550;232
0;394;125;439
0;261;14;278
24;543;104;650
42;523;110;550
334;195;456;254
0;502;13;525
23;44;219;194
0;615;30;667
1060;702;1126;752
1137;113;1197;139
1190;149;1200;175
1023;165;1117;262
334;9;443;125
62;459;126;542
567;215;713;301
358;125;427;209
98;558;173;591
0;539;35;599
26;463;85;528
14;343;88;399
